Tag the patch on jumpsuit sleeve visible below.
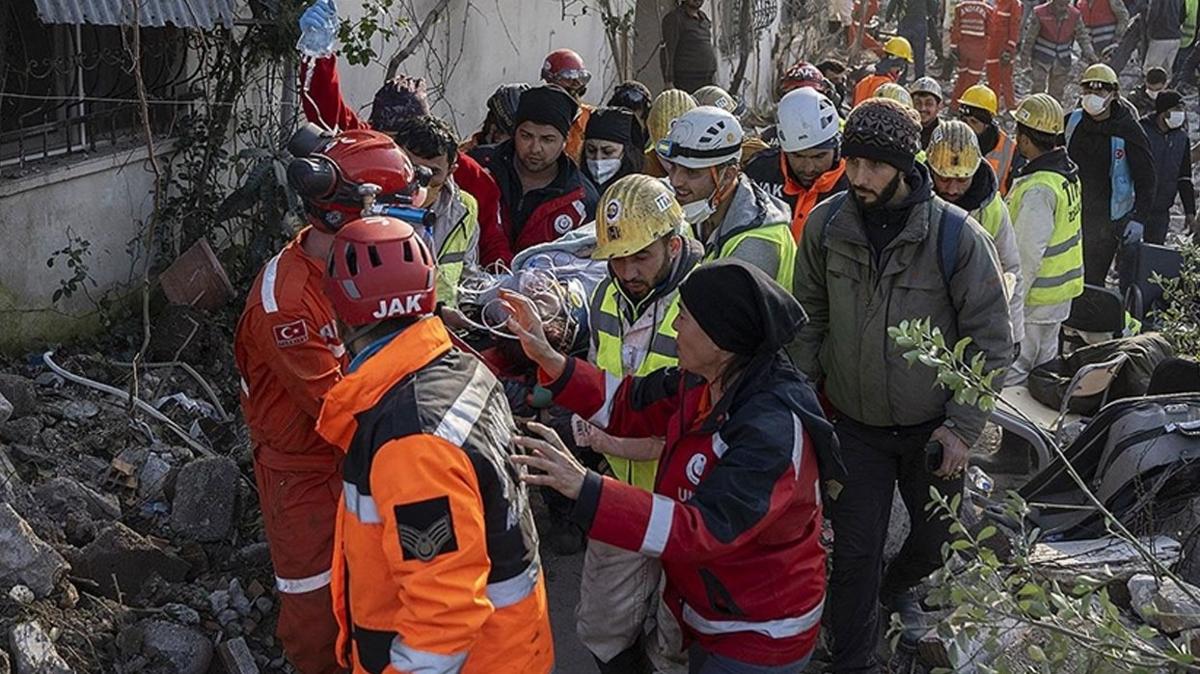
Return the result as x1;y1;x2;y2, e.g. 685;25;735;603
394;496;459;562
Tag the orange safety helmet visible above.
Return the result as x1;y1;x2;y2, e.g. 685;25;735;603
324;216;437;326
541;48;592;93
287;126;428;233
779;61;827;95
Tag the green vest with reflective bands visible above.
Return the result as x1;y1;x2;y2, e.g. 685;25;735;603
591;280;681;490
1184;0;1199;49
1006;170;1085;306
435;191;479;307
973;192;1007;239
706;221;797;292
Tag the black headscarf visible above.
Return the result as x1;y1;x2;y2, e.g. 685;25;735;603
513;85;578;138
678;259;808;356
581;107;645;192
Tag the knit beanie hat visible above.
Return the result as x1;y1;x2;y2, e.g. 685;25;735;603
369;75;430;132
514;85;579;138
585;107;636;145
678;259;808;356
842;98;922;173
1156;89;1185;115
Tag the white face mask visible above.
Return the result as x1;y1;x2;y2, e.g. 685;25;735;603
587;158;622;184
1082;93;1110;116
681;198;717;225
1148;89;1162;100
1167;110;1187;129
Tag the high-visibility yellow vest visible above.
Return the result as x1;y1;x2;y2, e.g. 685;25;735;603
973;191;1007;239
1007;170;1085;306
705;221;797;292
590;279;681;489
1184;0;1199;49
435;191;479;306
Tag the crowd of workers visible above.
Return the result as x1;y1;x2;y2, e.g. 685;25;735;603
232;0;1198;672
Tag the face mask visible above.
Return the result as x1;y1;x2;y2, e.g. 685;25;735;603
681;198;716;225
1082;93;1110;116
1148;89;1161;100
587;158;622;185
1167;110;1187;129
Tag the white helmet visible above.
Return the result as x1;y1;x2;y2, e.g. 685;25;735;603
777;88;840;153
656;105;744;169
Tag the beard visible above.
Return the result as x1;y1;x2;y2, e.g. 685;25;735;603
850;170;903;211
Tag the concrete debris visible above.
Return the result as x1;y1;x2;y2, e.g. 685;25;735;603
74;522;188;601
9;621;73;674
137;453;172;501
0;392;11;426
209;589;230;614
7;585;33;605
0;503;69;598
56;400;98;423
1030;535;1182;583
0;375;37;421
229;577;252;616
232;542;272;568
33;477;120;521
124;619;213;674
62;512;94;547
218;636;261;674
54;581;77;610
169;456;239;542
161;603;200;626
0;417;41;446
1128;574;1200;634
254;596;273;615
217;608;240;627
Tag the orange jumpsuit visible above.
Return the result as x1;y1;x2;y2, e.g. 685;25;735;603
234;229;347;674
567;104;592;165
951;0;994;103
316;318;554;674
852;72;898;105
986;0;1022;111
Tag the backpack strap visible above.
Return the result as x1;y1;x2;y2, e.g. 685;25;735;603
938;202;969;290
817;191;850;252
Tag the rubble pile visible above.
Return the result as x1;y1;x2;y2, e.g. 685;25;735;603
0;309;290;673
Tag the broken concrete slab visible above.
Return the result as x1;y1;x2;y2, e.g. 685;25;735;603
1030;535;1181;583
74;522;188;601
0;503;69;598
170;456;239;542
0;375;37;420
9;621;73;674
0;391;11;426
0;417;41;445
1128;573;1200;634
33;477;120;521
126;619;212;674
218;636;260;674
136;453;172;501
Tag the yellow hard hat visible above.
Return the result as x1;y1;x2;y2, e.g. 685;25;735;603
593;175;684;260
874;82;913;107
1014;93;1065;135
927;120;983;179
958;84;998;115
693;85;738;113
648;89;698;146
883;36;915;63
1080;63;1119;86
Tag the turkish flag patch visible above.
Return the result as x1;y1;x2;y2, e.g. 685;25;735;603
273;320;310;347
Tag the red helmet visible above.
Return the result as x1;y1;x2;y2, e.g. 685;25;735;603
541;48;591;91
324;216;437;326
779;61;826;94
287;127;427;233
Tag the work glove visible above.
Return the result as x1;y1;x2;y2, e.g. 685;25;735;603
297;0;339;58
1000;50;1013;64
1122;219;1144;245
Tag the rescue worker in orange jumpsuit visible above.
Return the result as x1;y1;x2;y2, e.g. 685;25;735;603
315;216;554;673
986;0;1023;111
542;48;592;164
950;0;994;102
853;36;915;105
234;125;426;674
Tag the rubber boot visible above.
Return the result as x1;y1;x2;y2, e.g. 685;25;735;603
881;588;933;651
594;636;653;674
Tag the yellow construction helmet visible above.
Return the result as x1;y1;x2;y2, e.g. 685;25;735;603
1014;93;1065;135
958;84;998;115
874;82;913;107
883;36;915;63
927;120;983;179
593;175;684;260
1080;63;1119;87
647;89;698;146
693;85;739;113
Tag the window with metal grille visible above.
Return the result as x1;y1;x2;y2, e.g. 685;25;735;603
717;0;779;53
1;0;192;168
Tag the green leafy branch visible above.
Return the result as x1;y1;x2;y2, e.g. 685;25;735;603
1152;241;1200;360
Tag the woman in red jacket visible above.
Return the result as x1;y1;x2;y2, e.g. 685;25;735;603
504;260;843;673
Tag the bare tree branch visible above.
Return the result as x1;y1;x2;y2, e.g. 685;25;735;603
385;0;453;80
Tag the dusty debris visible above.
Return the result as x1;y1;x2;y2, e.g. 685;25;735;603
170;455;240;542
33;478;120;522
158;238;235;311
0;374;37;420
8;585;33;605
1029;535;1182;583
9;621;73;674
71;522;189;601
219;636;261;674
1129;573;1200;634
0;503;69;598
0;417;41;445
120;619;213;674
0;391;12;426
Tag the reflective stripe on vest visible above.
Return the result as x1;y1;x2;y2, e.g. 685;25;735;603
681;598;825;639
987;134;1016;196
706;222;797;292
1007;170;1085;305
1033;4;1080;62
591;279;681;490
1066;110;1135;219
973;192;1007;239
436;192;479;307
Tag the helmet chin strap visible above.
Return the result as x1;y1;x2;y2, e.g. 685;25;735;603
707;164;738;211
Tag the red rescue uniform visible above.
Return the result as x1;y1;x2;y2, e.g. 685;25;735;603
986;0;1022;111
852;72;898;106
316;318;554;674
234;229;347;674
951;1;994;102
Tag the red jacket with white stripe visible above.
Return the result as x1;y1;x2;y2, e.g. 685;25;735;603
544;354;837;665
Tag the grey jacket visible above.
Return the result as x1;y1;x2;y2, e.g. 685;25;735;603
790;189;1013;444
700;175;793;281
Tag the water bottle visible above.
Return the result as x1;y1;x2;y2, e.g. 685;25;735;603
297;0;337;59
967;465;994;497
